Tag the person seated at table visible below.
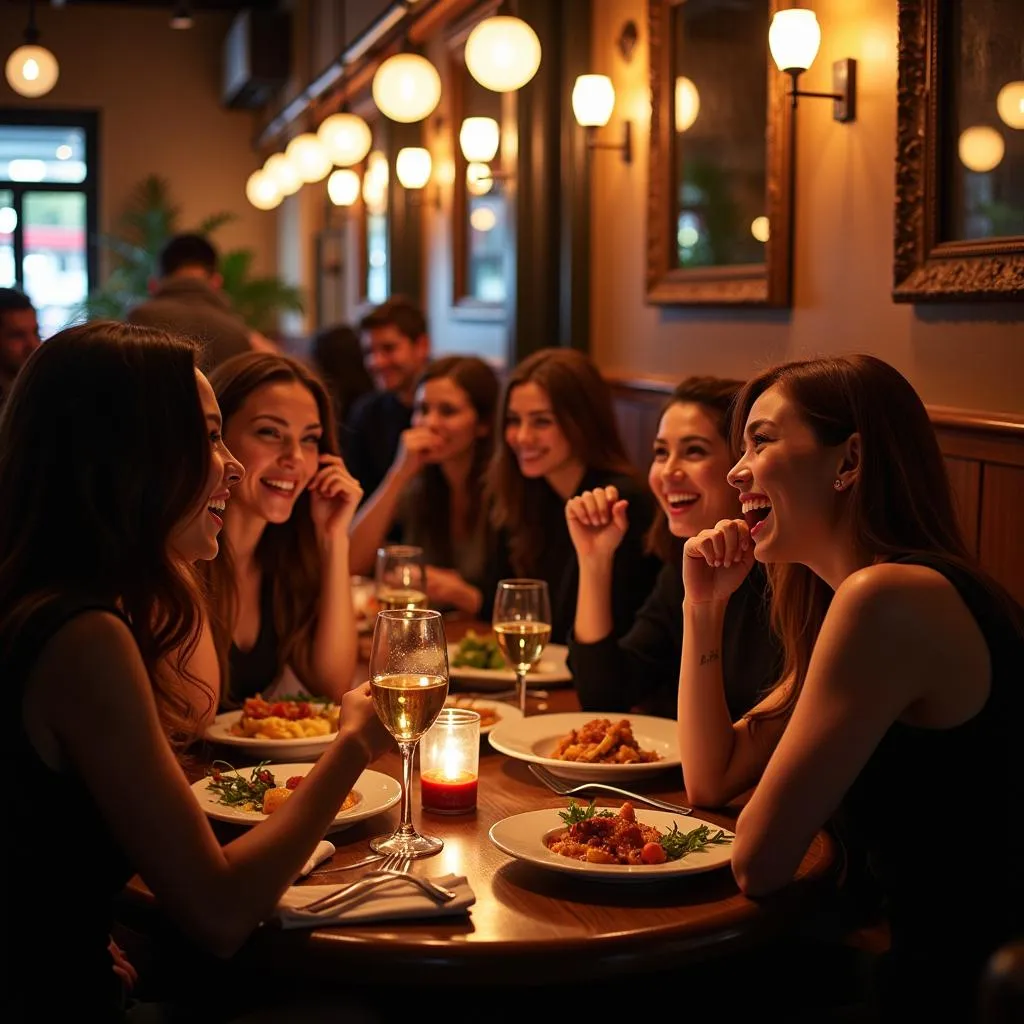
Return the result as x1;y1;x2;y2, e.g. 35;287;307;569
2;321;391;1022
349;355;500;616
202;351;364;710
677;354;1024;1020
566;377;780;719
487;348;660;643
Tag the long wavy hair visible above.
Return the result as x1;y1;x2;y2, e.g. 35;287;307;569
488;348;638;576
406;355;499;565
733;354;1024;724
202;352;339;698
645;376;745;563
0;321;211;745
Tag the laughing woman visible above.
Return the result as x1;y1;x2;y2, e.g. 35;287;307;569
677;355;1023;1019
202;352;364;708
566;377;780;718
487;348;660;643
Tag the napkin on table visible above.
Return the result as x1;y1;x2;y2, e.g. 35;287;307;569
297;840;336;879
276;874;475;929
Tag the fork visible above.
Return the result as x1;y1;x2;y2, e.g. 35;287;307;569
528;763;693;816
301;852;457;914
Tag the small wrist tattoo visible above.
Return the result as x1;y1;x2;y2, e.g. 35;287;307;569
699;650;720;666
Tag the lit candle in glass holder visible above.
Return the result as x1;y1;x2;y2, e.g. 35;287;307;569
419;709;480;814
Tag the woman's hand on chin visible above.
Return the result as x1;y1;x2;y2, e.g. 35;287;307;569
683;518;755;605
309;455;363;546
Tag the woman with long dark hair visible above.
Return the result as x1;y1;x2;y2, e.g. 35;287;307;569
677;354;1023;1018
487;348;660;642
566;377;779;718
349;354;500;614
2;322;389;1020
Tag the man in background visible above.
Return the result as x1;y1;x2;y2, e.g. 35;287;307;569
344;296;431;501
127;233;274;371
0;288;40;412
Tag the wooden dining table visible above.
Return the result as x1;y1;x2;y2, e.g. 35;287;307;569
127;620;840;989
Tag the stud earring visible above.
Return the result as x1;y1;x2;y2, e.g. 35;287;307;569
834;479;844;491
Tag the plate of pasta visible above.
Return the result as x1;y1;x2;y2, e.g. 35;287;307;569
487;713;680;781
191;762;401;833
204;696;341;760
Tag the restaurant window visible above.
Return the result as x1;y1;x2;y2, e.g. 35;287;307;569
0;111;98;337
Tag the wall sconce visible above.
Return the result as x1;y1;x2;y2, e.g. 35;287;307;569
327;168;361;207
5;0;59;99
458;116;510;191
768;8;856;123
572;74;632;164
362;150;389;215
396;146;432;190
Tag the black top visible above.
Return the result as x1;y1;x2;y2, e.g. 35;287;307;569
343;390;413;504
483;468;662;646
569;561;781;720
224;577;279;708
6;596;134;1021
839;554;1024;1019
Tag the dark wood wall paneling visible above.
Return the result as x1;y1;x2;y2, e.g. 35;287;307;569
608;378;1024;606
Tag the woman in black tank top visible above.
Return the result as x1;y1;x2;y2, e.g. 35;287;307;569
675;355;1023;1019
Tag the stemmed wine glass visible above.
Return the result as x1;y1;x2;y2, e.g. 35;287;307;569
368;608;449;857
375;544;427;611
492;579;552;717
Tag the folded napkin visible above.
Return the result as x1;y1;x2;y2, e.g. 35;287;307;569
276;874;475;929
297;840;336;879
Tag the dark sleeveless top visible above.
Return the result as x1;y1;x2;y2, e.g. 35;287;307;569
6;596;134;1021
224;576;279;709
839;554;1024;1019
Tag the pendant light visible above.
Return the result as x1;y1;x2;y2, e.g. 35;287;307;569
5;0;59;99
372;51;441;123
464;13;541;93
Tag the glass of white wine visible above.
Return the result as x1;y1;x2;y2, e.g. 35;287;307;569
375;544;427;611
368;608;449;857
492;579;552;718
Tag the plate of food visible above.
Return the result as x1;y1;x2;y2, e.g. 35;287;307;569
191;761;401;833
487;713;679;781
443;695;523;736
448;630;572;689
204;696;341;760
489;800;733;880
351;575;377;634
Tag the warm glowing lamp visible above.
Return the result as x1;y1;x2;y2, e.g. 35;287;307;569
318;112;373;167
996;81;1024;130
464;15;541;93
285;133;332;183
470;206;497;232
245;170;282;211
327;168;360;207
572;74;615;127
372;53;441;123
466;162;494;196
5;0;59;99
768;8;821;73
395;147;432;189
675;77;700;132
459;117;500;163
751;216;770;243
263;153;302;196
958;126;1005;173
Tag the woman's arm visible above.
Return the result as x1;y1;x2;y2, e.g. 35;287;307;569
731;564;990;897
35;612;392;958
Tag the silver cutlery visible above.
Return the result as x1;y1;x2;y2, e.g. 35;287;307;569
527;763;693;816
301;852;457;915
308;852;384;876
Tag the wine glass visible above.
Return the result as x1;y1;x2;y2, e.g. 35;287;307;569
375;544;427;611
492;579;552;717
368;608;449;857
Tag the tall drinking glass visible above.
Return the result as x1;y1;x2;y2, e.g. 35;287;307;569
375;544;428;611
492;579;552;717
368;608;449;857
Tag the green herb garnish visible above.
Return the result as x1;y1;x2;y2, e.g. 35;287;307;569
659;822;733;860
558;798;616;826
206;760;278;809
452;630;506;670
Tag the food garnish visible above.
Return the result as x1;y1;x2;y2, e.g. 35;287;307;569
205;760;358;816
549;718;662;764
229;695;340;740
451;630;506;671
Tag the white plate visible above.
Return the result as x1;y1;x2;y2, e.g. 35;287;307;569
487;712;680;781
447;642;572;689
489;807;733;880
204;710;338;761
192;763;400;833
442;696;524;736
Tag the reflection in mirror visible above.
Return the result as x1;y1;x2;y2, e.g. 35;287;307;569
671;0;769;269
943;0;1024;242
362;148;389;304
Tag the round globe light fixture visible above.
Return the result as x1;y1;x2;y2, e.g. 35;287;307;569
246;170;282;211
327;168;361;207
372;53;441;123
572;75;615;128
768;8;822;73
459;117;500;163
750;216;770;243
395;147;432;190
318;112;373;167
466;162;494;196
263;153;302;196
470;206;497;232
958;126;1005;173
464;15;541;93
674;77;700;133
285;133;332;183
996;81;1024;130
5;44;59;98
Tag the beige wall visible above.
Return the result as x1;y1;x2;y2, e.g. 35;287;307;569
590;0;1024;415
0;3;276;278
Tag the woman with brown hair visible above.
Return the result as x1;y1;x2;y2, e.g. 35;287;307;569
487;347;660;642
2;323;390;1021
678;354;1023;1018
349;354;500;615
566;377;779;718
203;351;364;708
